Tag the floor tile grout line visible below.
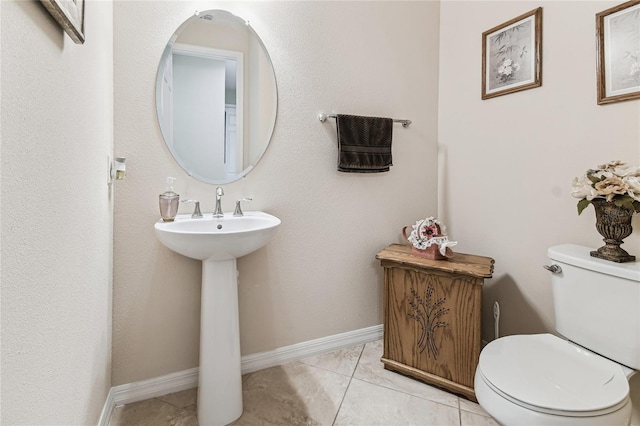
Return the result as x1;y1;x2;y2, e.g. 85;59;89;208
354;341;462;411
351;341;465;416
330;343;366;425
351;375;460;411
330;342;464;425
358;340;490;420
298;360;355;379
351;343;366;379
331;368;353;425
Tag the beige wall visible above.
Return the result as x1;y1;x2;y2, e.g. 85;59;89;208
439;1;640;342
113;1;440;385
1;0;113;424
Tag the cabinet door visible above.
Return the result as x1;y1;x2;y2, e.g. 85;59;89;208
384;266;482;388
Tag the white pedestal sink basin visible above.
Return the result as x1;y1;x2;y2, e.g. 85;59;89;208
154;211;280;426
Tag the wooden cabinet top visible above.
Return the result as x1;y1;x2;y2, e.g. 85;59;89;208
376;244;494;279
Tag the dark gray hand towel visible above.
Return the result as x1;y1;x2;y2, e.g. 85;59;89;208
336;114;393;173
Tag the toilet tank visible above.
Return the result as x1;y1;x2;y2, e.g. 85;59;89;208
549;244;640;369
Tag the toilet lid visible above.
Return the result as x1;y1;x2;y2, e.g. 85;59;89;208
478;334;629;414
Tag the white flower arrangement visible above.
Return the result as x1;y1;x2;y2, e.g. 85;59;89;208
571;160;640;215
497;57;520;82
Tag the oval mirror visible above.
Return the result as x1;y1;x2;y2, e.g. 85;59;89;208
155;10;278;184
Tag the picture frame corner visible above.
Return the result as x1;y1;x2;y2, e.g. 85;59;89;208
40;0;86;45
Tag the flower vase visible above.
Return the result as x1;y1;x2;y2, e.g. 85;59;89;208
590;198;636;263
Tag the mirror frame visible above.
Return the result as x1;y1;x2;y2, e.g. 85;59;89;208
155;10;278;185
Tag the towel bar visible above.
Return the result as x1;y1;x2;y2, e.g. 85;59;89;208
318;113;412;128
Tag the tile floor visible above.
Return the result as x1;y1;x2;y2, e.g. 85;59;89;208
109;339;498;426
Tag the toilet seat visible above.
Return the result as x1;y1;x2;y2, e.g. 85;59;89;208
477;334;630;416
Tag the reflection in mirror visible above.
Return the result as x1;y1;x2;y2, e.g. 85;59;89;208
156;10;277;184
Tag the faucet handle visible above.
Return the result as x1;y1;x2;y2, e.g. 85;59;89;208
233;198;253;216
216;187;224;197
181;199;203;218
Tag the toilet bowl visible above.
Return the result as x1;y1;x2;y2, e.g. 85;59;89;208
475;334;633;426
474;245;640;426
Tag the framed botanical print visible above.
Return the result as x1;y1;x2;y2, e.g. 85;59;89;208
482;8;542;100
596;0;640;105
40;0;85;44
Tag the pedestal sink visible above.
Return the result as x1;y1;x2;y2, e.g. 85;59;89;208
154;211;281;425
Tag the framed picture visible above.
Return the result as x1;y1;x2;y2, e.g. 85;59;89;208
596;0;640;105
482;8;542;100
40;0;85;44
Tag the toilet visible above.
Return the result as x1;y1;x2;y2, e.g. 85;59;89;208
475;244;640;426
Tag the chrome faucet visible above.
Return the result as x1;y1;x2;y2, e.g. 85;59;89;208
214;187;224;217
181;199;203;218
233;198;253;216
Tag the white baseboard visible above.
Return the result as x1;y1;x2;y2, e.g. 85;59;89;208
112;367;200;406
98;324;383;424
241;324;383;374
98;388;115;426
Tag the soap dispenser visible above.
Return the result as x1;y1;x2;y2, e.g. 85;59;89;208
159;177;179;222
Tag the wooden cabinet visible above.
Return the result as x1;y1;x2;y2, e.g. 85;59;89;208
376;244;494;401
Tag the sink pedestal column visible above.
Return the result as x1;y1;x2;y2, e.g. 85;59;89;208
198;258;243;425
